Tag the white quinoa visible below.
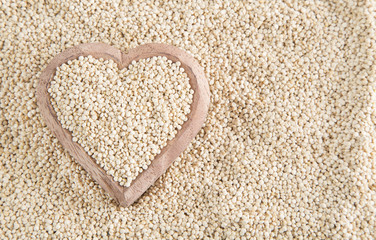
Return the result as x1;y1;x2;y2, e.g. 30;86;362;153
49;55;193;187
1;0;376;239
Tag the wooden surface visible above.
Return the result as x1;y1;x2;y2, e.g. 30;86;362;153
36;43;210;207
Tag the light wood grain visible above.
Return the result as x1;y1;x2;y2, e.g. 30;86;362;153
36;43;210;207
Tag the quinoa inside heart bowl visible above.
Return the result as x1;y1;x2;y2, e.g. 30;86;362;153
48;55;194;187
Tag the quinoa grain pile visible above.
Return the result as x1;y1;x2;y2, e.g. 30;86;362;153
1;0;376;239
49;56;193;187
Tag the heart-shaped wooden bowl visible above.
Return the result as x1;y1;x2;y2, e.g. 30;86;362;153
37;43;210;207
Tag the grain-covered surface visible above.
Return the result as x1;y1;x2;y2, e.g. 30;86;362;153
37;43;210;207
1;0;376;239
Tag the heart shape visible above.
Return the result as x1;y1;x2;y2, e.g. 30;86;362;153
37;43;210;207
